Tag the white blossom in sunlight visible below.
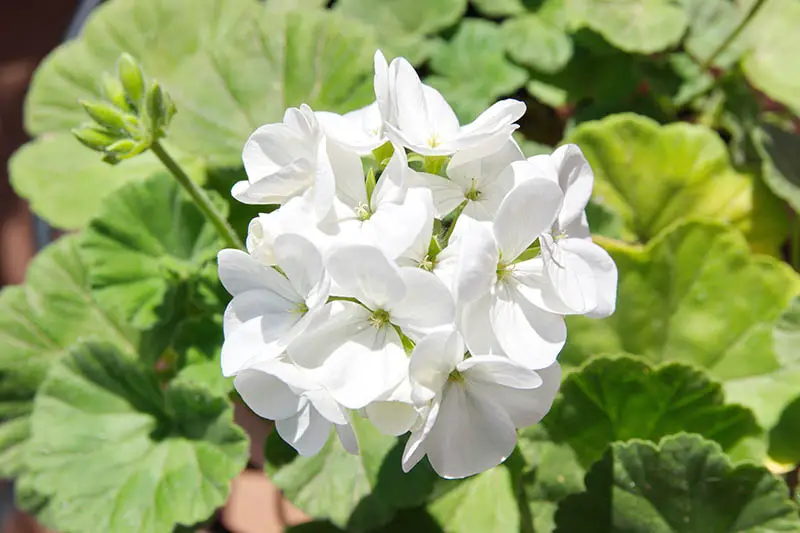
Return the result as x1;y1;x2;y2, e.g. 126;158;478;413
402;330;561;479
221;47;619;477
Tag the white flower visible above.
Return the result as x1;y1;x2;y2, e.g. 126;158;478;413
217;234;330;377
234;356;357;456
288;244;455;410
520;145;618;318
316;102;386;155
374;51;525;165
402;330;561;479
452;176;567;369
236;104;336;219
411;139;524;220
332;147;436;261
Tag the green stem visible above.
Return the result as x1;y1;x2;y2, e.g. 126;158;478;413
702;0;767;70
151;141;244;250
442;201;468;246
792;216;800;272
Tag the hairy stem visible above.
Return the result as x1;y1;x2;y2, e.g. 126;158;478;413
151;141;244;250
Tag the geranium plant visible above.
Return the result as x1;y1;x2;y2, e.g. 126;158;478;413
3;0;800;532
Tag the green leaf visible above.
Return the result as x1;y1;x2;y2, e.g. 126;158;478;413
518;426;586;533
578;0;687;54
24;342;248;533
766;296;800;465
82;173;224;329
335;0;466;64
545;356;760;468
8;134;202;229
470;0;525;17
427;467;521;533
426;20;528;122
25;0;377;166
753;124;800;213
502;14;573;74
562;220;800;430
741;0;800;115
265;417;436;531
683;0;750;68
566;113;788;255
0;236;140;477
554;433;800;532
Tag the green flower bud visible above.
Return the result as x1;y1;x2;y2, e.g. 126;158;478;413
106;139;137;155
145;82;166;132
80;100;129;134
117;53;145;107
101;72;131;112
71;124;120;151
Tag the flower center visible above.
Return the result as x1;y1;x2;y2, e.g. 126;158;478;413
464;178;481;201
447;369;465;383
418;254;436;272
355;201;373;221
496;261;514;282
369;308;391;329
428;134;441;148
291;301;309;315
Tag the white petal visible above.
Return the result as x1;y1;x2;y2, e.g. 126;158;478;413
366;401;419;436
374;50;392;124
373;145;408;205
425;382;518;479
364;189;431;260
314;319;409;409
393;58;434;145
276;403;332;456
273;234;325;299
467;361;561;427
399;187;436;264
551;144;594;229
409;330;464;403
217;249;296;298
459;99;526;137
493;176;563;261
326;244;406;308
452;217;499;305
402;397;441;473
408;171;465;219
312;136;336;220
459;355;543;389
391;267;456;338
286;301;364;368
490;281;566;369
557;238;618;318
234;367;303;420
304;388;348;425
336;423;359;454
511;257;575;315
421;84;461;140
460;293;505;356
328;137;368;208
540;235;598;315
316;104;384;155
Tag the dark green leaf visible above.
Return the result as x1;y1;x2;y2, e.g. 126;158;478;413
555;434;800;532
544;356;760;468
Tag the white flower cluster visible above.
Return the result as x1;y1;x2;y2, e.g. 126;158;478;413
219;51;618;479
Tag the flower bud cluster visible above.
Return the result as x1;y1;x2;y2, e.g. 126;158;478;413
73;53;176;163
219;51;618;479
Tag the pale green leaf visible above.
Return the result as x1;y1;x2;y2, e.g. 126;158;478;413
24;342;248;533
471;0;525;16
766;296;800;465
683;0;749;68
566;113;788;255
562;220;800;430
265;417;436;530
752;123;800;213
426;19;528;122
0;236;140;478
502;14;573;74
578;0;687;53
335;0;466;64
555;434;800;532
427;467;521;533
545;356;760;468
81;173;224;329
741;0;800;115
8;134;202;229
25;0;377;165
